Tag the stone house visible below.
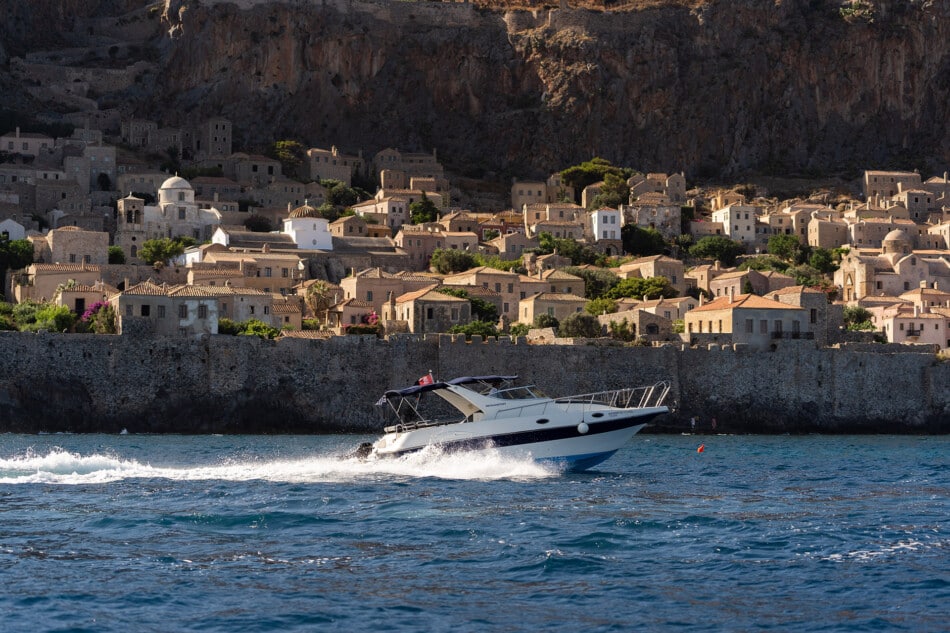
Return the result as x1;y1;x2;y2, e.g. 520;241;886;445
686;261;729;294
271;297;303;331
382;284;470;334
186;268;246;287
115;171;168;199
485;231;536;259
597;308;673;341
438;211;480;234
629;172;686;203
849;218;920;249
522;202;585;230
394;224;447;270
709;269;791;299
511;174;573;211
807;216;850;250
684;293;811;349
538;269;586;297
441;231;480;253
307;146;363;185
55;280;119;316
629;296;699;321
330;215;371;238
32;226;109;266
245;177;327;211
621;198;682;240
339;267;435;316
877;303;949;347
527;219;584;240
863;170;921;200
326;298;375;330
519;292;586;325
615;255;688;295
443;266;523;320
924;221;950;250
373;148;444;180
190;176;242;201
351;195;409;231
200;250;307;296
13;263;102;303
765;286;839;348
711;204;758;245
1;128;53;157
0;218;26;240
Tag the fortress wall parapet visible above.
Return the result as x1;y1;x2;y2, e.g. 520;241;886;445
0;333;946;434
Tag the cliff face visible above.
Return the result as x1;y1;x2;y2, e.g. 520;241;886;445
4;0;950;179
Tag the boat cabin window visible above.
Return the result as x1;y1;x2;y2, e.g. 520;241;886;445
491;386;548;400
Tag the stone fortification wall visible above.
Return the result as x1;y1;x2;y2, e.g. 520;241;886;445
0;333;947;434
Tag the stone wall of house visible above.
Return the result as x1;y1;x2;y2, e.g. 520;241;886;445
0;332;947;435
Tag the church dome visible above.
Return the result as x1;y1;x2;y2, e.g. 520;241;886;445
288;201;322;219
882;228;910;243
160;175;192;190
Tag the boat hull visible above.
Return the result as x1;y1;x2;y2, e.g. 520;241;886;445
371;407;667;472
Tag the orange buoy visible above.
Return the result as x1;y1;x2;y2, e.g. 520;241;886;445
697;444;705;453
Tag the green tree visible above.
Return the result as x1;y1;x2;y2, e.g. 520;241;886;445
589;171;630;210
767;234;805;263
607;318;638;342
585;297;618;315
786;264;827;287
22;303;76;333
0;239;34;293
843;306;875;331
410;192;439;224
268;140;307;179
438;287;498;322
621;225;667;257
534;313;560;330
560;158;631;204
605;276;677;300
326;181;362;207
240;318;281;339
430;248;477;274
738;254;789;273
536;233;602;266
107;245;126;265
809;247;838;275
688;236;745;266
218;318;242;335
483;229;500;241
139;238;185;265
243;214;273;232
448;320;498;340
558;312;602;338
509;323;529;338
564;266;620;299
305;280;335;323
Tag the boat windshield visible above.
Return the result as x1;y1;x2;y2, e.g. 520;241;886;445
490;386;548;400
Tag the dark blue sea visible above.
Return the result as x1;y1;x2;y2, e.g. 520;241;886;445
1;433;947;632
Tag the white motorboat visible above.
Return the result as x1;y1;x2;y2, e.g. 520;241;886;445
354;375;671;472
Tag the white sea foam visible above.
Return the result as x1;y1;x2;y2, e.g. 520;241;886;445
0;446;555;485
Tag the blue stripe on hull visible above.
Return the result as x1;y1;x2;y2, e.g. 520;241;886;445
538;450;618;472
381;410;665;467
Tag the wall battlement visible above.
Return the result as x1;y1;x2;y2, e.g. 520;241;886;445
0;332;946;434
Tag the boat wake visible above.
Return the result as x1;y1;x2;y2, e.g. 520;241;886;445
0;446;557;485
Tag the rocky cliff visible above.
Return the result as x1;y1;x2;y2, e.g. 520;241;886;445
3;0;950;180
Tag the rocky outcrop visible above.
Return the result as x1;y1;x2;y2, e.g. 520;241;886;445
3;0;950;180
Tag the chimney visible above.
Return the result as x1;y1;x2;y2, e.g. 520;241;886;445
699;294;705;306
913;304;919;317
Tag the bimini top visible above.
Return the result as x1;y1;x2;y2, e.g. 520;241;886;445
380;375;518;401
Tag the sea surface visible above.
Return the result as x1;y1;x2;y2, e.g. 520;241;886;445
0;433;947;632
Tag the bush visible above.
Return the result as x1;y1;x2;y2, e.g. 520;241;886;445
346;323;383;337
107;245;126;265
217;318;242;335
23;304;76;332
240;319;281;339
534;313;560;330
558;312;602;338
509;323;529;338
430;248;477;274
448;320;498;340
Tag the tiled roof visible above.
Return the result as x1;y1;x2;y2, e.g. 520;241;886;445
524;292;587;303
279;330;334;339
32;263;102;273
690;293;805;313
124;280;168;296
